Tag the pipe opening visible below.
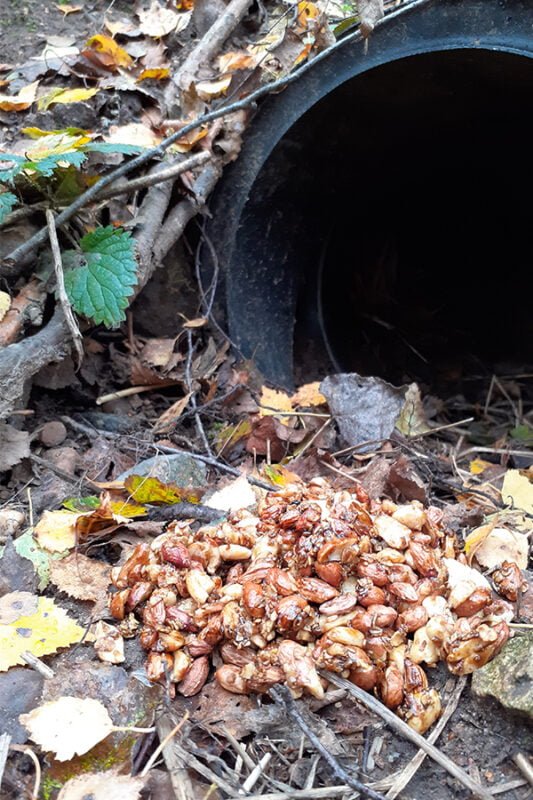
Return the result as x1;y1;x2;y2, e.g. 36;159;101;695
232;48;533;391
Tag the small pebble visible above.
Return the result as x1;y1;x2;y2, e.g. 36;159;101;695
39;420;67;448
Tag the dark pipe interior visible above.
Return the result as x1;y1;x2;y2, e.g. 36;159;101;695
242;49;533;391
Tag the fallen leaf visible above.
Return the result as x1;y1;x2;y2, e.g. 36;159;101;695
58;771;145;799
0;81;39;112
124;474;203;505
104;16;141;37
0;593;84;671
55;3;82;15
38;86;99;112
395;383;431;437
20;697;115;761
49;553;110;602
262;464;303;487
259;386;293;425
34;509;79;552
295;1;320;33
291;382;326;408
140;337;177;368
206;475;257;512
136;67;170;81
154;393;192;433
218;51;257;73
469;458;493;475
0;291;11;322
85;34;133;69
92;621;125;664
138;1;180;37
214;419;252;454
104;122;160;148
0;423;30;472
501;469;533;515
195;76;232;101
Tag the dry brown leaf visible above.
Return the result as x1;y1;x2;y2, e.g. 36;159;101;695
0;423;30;471
20;697;115;761
357;0;384;36
138;1;180;37
195;75;232;101
49;553;110;601
154;393;193;433
55;3;82;15
58;772;144;800
140;337;177;368
0;81;39;112
218;51;257;73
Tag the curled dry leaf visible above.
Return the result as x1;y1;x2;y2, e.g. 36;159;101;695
0;81;39;112
49;552;111;602
195;76;232;101
85;34;133;69
20;696;115;761
0;592;84;671
58;771;145;800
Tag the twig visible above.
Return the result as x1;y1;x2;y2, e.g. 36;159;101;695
172;739;241;795
94;152;211;201
489;779;528;795
141;711;189;778
175;0;253;92
384;676;467;798
512;753;533;788
156;715;197;800
30;453;98;492
323;672;493;800
0;734;10;794
0;278;46;347
240;753;272;794
268;685;387;800
185;328;214;457
96;382;177;405
9;746;41;800
2;0;432;274
237;789;351;800
21;651;55;679
45;209;83;366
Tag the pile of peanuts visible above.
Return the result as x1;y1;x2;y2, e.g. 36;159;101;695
109;478;519;734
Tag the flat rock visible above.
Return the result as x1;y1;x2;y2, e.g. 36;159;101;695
0;667;44;743
471;634;533;719
118;452;207;488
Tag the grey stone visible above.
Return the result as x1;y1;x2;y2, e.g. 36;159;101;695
0;668;44;742
0;537;36;596
118;452;207;488
471;634;533;719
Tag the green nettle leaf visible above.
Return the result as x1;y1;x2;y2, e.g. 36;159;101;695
63;226;138;327
0;153;26;183
83;143;144;155
26;150;87;177
0;191;17;224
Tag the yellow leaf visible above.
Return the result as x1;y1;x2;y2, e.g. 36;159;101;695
0;81;39;112
218;51;257;73
136;67;170;82
263;464;303;487
259;386;293;425
195;75;232;101
0;592;84;671
22;126;91;139
24;132;92;160
108;500;147;518
86;34;133;68
38;87;99;112
464;520;497;559
20;697;114;761
469;458;493;475
124;474;203;505
501;469;533;515
55;3;82;15
35;509;79;552
0;291;11;322
296;1;319;31
291;382;326;408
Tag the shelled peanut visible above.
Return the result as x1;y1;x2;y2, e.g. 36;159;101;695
108;478;517;734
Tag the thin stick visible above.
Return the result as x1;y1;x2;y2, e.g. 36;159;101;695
2;0;433;273
96;382;178;405
45;209;83;366
414;417;475;439
141;711;189;777
489;778;528;795
268;685;387;800
0;734;10;793
23;747;41;800
21;651;55;679
95;152;211;201
240;753;272;794
384;676;467;799
156;715;197;800
322;672;493;800
240;790;351;800
293;418;331;461
512;753;533;788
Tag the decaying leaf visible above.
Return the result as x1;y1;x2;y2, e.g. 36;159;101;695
20;697;115;761
206;475;257;512
138;1;180;37
262;463;303;487
501;469;533;515
14;530;54;590
0;81;39;112
291;382;326;408
124;474;203;505
58;771;145;800
396;383;431;437
49;553;110;601
37;86;99;112
0;593;84;671
218;51;257;73
154;393;192;433
0;423;30;472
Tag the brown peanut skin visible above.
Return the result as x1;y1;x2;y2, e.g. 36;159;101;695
178;656;210;696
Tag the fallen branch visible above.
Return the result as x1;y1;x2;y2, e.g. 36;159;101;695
46;209;83;366
175;0;253;93
0;307;71;419
269;685;387;800
1;0;432;274
133;162;176;286
94;151;211;201
323;672;493;800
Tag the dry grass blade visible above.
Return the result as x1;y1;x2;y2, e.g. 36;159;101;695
323;672;493;800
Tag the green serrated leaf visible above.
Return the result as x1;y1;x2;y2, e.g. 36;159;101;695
25;151;87;178
0;153;26;183
84;143;144;155
13;530;54;591
0;191;17;224
63;226;138;327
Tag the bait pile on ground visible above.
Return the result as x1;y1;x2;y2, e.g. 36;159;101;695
109;478;519;734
